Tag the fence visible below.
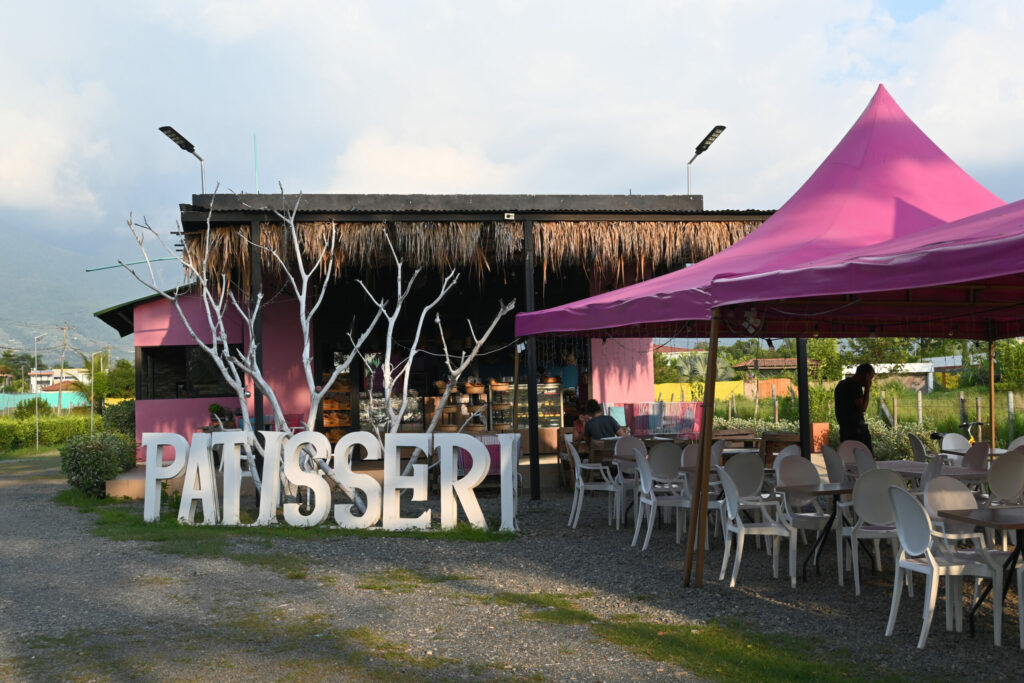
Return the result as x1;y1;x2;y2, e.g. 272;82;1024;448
606;401;704;439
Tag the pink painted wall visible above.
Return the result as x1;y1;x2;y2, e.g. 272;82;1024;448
134;296;245;346
590;337;654;404
133;293;310;453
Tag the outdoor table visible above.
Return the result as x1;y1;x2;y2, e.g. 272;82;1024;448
721;447;760;459
936;507;1024;635
775;481;854;580
847;460;988;483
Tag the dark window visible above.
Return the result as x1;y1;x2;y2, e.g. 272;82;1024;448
139;345;240;400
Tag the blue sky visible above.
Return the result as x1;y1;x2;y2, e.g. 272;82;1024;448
2;1;1022;334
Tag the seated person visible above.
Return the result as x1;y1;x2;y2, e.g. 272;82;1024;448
582;399;627;452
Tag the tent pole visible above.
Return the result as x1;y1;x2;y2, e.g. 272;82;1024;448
797;339;811;459
684;307;721;587
990;341;997;448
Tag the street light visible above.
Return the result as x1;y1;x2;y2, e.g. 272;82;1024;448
33;333;46;449
686;125;726;195
159;126;206;194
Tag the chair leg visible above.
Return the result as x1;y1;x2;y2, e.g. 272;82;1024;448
919;573;939;649
771;536;780;578
945;576;957;633
632;503;645;547
1017;568;1023;649
886;565;904;637
836;530;845;587
675;508;684;545
852;534;862;597
873;538;882;572
730;529;746;588
719;531;732;581
572;489;584;529
993;572;1003;647
642;502;657;551
788;530;797;588
568;488;579;527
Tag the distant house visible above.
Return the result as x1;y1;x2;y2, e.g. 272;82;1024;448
842;362;935;392
731;358;820;375
29;368;88;394
655;345;706;361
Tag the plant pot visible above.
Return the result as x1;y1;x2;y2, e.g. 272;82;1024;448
811;422;830;452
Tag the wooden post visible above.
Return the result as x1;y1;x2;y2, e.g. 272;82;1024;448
683;308;721;587
892;394;898;427
1009;391;1015;444
917;390;923;425
796;339;811;460
989;342;997;448
727;395;733;419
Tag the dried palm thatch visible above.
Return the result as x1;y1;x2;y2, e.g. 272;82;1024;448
182;219;761;284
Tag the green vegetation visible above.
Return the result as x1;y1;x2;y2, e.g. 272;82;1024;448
102;399;135;436
0;415;102;452
59;432;136;497
357;568;474;592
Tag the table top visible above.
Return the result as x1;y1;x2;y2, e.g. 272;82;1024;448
848;460;988;481
776;481;853;496
937;507;1024;530
722;447;760;456
941;446;1008;456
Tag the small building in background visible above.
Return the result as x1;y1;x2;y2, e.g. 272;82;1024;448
842;362;935;392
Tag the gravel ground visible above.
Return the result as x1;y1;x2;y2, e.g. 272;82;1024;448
0;455;1020;681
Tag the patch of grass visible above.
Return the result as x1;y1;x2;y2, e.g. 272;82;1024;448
230;551;309;579
357;567;474;592
490;592;598;625
0;445;60;460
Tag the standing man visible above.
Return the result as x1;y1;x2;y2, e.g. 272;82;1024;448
834;363;875;452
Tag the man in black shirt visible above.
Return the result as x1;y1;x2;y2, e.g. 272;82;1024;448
834;363;875;452
582;399;626;449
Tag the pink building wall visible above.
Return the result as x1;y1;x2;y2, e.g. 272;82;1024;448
133;293;310;452
589;337;654;404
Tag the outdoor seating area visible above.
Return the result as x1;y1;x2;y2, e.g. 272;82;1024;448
563;427;1024;650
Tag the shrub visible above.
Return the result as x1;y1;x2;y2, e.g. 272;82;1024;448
104;400;135;436
712;417;801;436
0;415;100;452
60;433;136;497
12;398;54;420
827;417;935;461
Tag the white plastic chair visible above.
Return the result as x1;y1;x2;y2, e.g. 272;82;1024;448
775;454;830;543
886;485;1004;648
909;433;933;462
716;465;797;588
648;441;683;482
613;436;645;524
1007;435;1024;452
838;439;871;464
961;441;989;471
632;449;688;551
837;469;903;595
988;449;1024;507
821;445;848;485
565;435;621;530
940;433;971;462
853;447;877;475
911;452;944;496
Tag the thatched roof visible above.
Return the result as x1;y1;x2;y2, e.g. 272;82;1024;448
179;194;771;286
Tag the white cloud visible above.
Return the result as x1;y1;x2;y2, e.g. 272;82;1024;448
329;130;523;193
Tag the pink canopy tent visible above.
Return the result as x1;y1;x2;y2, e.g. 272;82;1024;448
515;85;1005;339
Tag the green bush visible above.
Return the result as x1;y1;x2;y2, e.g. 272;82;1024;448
0;416;101;452
59;433;136;497
712;417;801;436
103;400;135;436
12;398;54;420
826;417;935;461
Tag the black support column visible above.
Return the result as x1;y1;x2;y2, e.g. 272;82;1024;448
523;218;541;500
797;338;810;459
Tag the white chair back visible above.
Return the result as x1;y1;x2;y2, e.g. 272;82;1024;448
988;450;1024;503
908;433;930;462
565;435;587;487
853;447;877;474
940;432;971;453
681;442;701;469
853;469;904;526
648;442;683;479
615;435;646;459
776;444;801;460
821;445;847;485
634;449;654;497
776;454;821;488
710;439;726;468
838;439;870;463
889;486;933;558
722;451;764;499
715;465;741;522
923;475;977;535
961;442;989;470
1007;435;1024;452
919;452;944;491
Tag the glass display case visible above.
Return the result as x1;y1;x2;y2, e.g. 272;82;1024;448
516;382;562;428
319;371;355;444
359;394;424;431
488;381;514;432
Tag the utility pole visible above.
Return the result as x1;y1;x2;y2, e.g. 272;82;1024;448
56;324;71;416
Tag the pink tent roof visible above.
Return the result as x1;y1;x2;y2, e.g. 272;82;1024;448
708;198;1024;340
515;85;1004;338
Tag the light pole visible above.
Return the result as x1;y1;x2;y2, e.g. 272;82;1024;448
33;333;46;449
160;126;205;193
89;350;103;435
686;125;726;195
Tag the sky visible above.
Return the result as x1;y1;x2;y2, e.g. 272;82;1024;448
2;0;1024;355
